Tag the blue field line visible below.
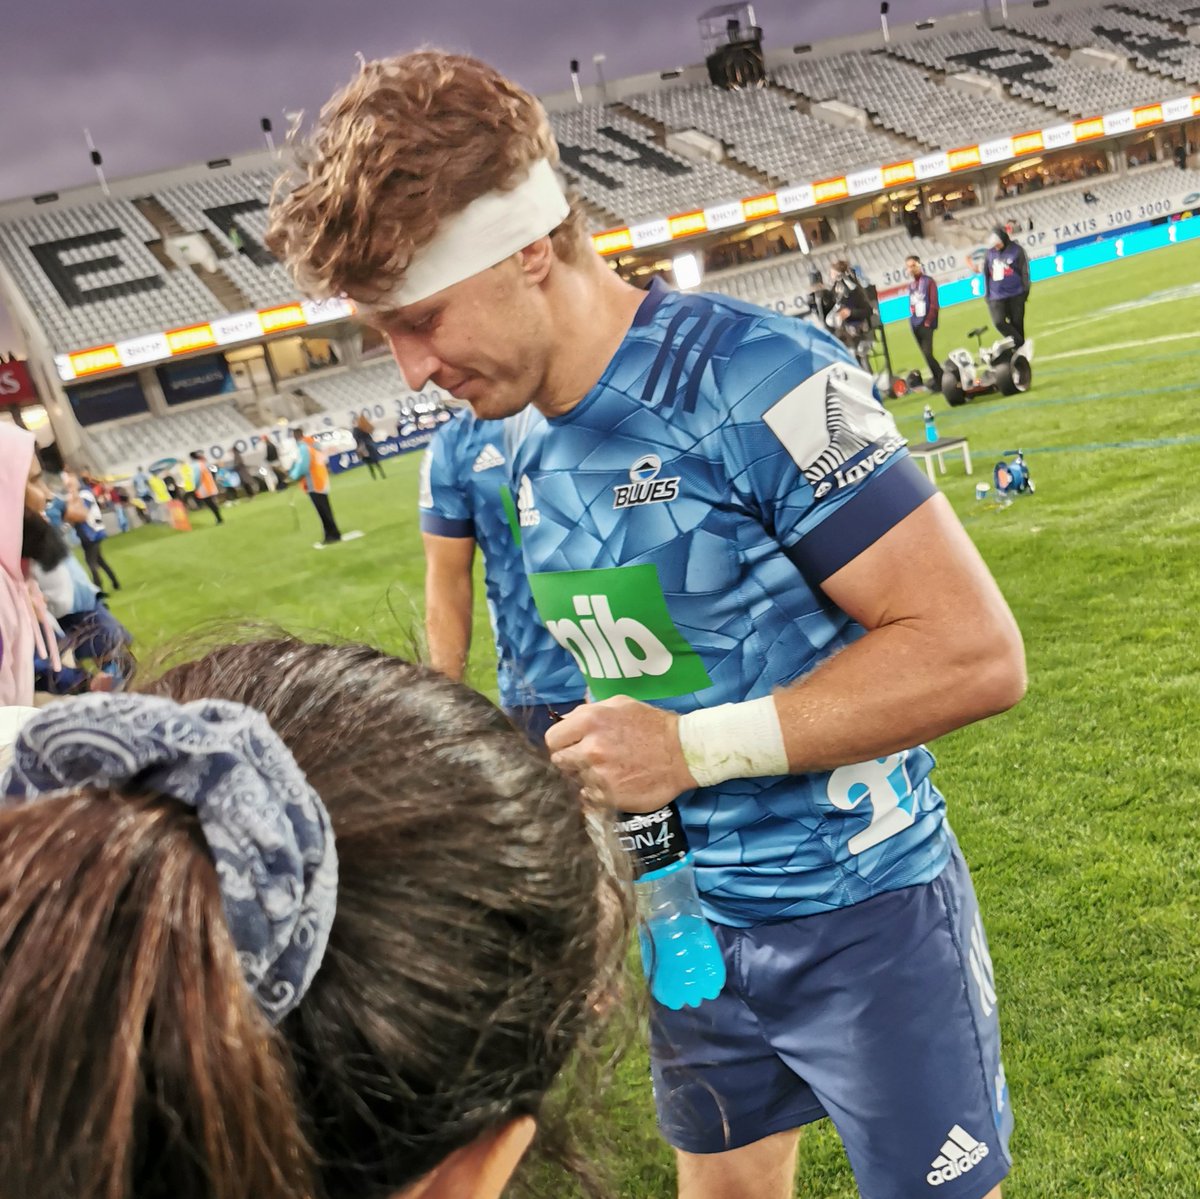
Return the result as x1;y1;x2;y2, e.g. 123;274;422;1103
969;435;1200;457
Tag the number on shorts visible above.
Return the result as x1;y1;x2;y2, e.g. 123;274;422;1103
826;753;916;854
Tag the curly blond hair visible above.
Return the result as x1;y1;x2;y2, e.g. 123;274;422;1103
266;51;586;305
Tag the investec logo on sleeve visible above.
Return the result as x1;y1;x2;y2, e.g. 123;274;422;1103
527;564;712;701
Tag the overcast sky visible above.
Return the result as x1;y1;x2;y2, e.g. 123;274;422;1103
1;0;977;352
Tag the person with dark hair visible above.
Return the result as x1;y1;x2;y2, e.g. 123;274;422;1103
189;451;224;525
828;259;874;367
63;470;121;591
905;256;942;389
268;50;1025;1199
263;436;288;490
289;428;342;545
22;469;133;687
353;411;386;480
983;227;1031;347
0;637;627;1199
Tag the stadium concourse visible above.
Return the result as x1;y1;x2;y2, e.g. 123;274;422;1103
0;0;1198;486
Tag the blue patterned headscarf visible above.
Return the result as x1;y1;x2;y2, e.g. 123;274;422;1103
0;693;337;1024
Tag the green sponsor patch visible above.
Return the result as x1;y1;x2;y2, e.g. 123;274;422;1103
499;484;521;547
528;564;712;700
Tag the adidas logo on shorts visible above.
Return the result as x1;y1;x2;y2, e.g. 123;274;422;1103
472;444;505;472
926;1124;989;1187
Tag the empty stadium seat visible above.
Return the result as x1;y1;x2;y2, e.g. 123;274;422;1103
0;200;221;352
888;25;1169;116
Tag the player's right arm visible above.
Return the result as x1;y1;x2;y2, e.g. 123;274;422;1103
417;415;477;683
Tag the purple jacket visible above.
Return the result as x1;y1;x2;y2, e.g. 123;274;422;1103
908;274;939;328
984;241;1030;300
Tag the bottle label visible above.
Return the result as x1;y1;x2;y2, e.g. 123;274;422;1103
614;803;689;878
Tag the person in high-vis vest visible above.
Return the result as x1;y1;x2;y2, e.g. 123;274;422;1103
289;429;342;545
189;452;224;524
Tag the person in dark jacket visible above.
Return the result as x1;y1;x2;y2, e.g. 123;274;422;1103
983;226;1031;346
905;256;941;389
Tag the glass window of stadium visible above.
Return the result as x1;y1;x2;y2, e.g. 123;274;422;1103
1125;132;1159;169
268;336;339;381
997;147;1107;199
854;189;925;237
225;345;272;397
922;181;978;220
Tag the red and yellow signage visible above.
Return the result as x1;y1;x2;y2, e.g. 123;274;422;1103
165;323;217;354
948;145;982;171
882;160;917;188
813;176;850;204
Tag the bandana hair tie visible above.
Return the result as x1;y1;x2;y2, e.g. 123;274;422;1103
1;693;337;1024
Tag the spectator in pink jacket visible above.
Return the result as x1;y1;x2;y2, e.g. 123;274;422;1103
1;425;36;707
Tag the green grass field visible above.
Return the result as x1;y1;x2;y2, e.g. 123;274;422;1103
100;240;1200;1197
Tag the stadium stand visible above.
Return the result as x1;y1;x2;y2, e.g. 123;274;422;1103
82;399;256;475
0;199;218;352
964;163;1200;238
154;168;296;309
1123;0;1200;25
548;107;754;223
622;83;911;185
706;228;969;310
1007;4;1200;86
888;25;1171;115
773;53;1050;150
292;360;418;415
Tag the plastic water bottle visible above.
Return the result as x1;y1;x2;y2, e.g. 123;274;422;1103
923;405;939;443
615;804;727;1010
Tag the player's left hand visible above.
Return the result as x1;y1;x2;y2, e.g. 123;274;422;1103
545;695;697;814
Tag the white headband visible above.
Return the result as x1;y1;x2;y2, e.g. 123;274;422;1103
382;158;570;308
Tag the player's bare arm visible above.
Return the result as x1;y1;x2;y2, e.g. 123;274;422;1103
422;531;477;683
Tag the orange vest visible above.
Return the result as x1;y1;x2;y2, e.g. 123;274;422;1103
301;437;330;494
194;461;217;499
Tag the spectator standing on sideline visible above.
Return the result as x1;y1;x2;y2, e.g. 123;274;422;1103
289;429;342;546
64;471;120;592
906;256;942;390
983;227;1031;347
189;451;224;525
267;51;1026;1199
264;436;288;490
353;412;386;480
418;407;584;744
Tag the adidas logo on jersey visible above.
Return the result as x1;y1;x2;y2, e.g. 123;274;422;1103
613;453;680;509
517;474;540;527
472;444;505;472
926;1125;989;1187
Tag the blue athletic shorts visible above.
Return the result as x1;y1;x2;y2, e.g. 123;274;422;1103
650;839;1012;1199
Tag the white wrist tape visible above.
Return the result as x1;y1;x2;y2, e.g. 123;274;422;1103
677;696;790;789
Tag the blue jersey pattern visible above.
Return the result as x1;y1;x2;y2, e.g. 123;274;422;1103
419;409;584;710
513;281;952;925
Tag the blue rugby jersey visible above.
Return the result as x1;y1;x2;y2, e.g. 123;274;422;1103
512;280;953;925
418;410;584;710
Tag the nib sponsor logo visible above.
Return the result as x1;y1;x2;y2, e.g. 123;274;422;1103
927;1125;989;1187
